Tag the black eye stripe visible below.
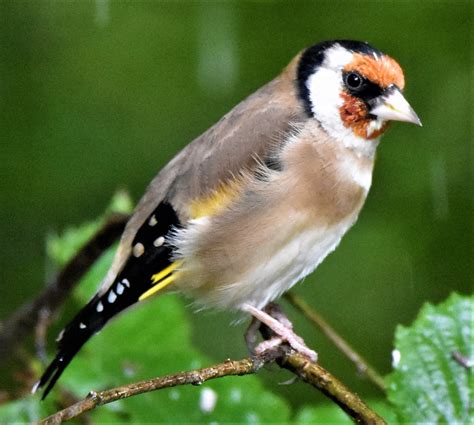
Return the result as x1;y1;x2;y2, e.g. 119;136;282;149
343;71;383;103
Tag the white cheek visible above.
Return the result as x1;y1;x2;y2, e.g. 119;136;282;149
307;68;346;136
306;45;354;141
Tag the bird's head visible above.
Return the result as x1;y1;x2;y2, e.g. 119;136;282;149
297;40;421;150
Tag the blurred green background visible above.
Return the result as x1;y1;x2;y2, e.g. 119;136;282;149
0;0;472;420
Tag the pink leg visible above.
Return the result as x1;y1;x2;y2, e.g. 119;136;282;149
242;303;317;362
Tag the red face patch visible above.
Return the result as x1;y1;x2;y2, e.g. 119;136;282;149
339;92;389;139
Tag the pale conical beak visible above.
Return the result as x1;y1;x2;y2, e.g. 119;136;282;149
370;88;422;126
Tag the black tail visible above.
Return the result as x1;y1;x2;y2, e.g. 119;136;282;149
34;273;145;399
34;293;112;399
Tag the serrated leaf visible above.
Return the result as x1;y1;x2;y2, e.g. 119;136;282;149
386;293;473;424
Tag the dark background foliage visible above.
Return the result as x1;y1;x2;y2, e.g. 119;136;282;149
0;0;471;414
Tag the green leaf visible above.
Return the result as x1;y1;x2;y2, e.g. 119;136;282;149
386;293;473;424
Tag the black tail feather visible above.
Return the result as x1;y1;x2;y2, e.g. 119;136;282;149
38;346;81;400
34;294;111;399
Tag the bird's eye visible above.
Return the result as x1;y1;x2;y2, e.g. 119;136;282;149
345;72;364;90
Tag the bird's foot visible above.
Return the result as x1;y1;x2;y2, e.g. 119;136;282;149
243;303;317;362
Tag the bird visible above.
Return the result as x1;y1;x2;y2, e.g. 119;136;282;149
34;39;421;399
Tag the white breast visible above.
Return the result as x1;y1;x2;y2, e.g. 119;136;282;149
221;215;358;310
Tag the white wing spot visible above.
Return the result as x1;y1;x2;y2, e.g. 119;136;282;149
149;215;158;226
122;279;130;288
116;282;124;295
153;236;165;247
79;322;87;329
96;301;104;312
108;290;117;303
133;243;145;258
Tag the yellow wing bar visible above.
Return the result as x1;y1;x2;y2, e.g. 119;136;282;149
189;177;243;219
139;261;182;301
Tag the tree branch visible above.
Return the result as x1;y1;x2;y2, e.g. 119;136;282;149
284;292;386;391
0;213;129;361
39;348;386;425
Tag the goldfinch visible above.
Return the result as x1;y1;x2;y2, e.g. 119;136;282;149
35;39;421;398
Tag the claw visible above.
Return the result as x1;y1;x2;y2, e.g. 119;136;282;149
242;303;318;362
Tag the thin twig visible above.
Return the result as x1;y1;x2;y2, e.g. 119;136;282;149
39;348;386;425
0;213;129;361
284;292;386;391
